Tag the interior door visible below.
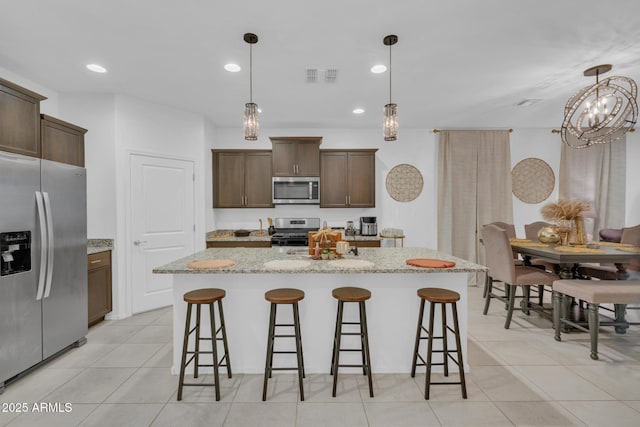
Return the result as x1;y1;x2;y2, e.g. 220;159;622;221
131;154;195;313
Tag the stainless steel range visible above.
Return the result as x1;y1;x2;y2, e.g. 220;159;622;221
270;218;321;246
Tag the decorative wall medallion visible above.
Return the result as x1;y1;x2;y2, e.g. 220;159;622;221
511;157;555;204
385;164;423;202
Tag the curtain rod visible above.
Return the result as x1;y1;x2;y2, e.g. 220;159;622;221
433;128;513;133
551;128;635;133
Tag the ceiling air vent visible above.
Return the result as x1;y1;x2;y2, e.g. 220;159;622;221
306;69;318;83
306;68;338;83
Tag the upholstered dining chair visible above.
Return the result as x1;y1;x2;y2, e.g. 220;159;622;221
579;224;640;280
481;224;559;329
482;221;521;298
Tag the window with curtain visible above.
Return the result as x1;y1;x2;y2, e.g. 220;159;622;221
437;130;513;283
559;134;626;240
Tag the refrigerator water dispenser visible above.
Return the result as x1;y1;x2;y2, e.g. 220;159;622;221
0;231;31;276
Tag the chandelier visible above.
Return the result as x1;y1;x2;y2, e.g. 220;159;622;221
561;64;637;148
244;33;259;141
383;35;398;141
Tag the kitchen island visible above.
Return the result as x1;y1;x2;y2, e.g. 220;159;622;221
153;247;486;375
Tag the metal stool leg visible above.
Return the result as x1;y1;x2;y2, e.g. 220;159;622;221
177;303;193;401
330;300;341;375
194;303;201;378
441;302;449;377
360;300;374;398
262;302;277;401
451;302;468;398
209;302;221;401
424;301;436;400
411;299;426;377
217;299;232;378
331;300;344;397
293;302;305;401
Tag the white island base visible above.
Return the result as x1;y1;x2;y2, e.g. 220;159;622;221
170;271;470;375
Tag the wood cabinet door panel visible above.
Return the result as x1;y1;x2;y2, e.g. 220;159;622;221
0;82;44;157
245;152;273;207
320;152;348;207
347;152;375;208
296;142;320;176
87;251;112;327
41;116;86;167
214;152;245;207
272;141;297;176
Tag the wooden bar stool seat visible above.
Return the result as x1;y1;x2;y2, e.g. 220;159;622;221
330;286;374;398
178;288;231;402
263;288;306;401
411;287;467;400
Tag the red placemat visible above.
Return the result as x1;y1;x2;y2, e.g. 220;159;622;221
406;258;456;268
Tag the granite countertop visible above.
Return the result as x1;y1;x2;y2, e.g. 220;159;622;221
153;247;486;274
87;239;113;255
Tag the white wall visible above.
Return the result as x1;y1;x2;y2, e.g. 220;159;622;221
58;93;211;318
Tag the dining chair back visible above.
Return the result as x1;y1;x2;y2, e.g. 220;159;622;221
524;221;553;241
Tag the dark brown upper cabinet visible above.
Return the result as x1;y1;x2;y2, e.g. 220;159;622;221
270;136;321;177
0;78;47;157
212;149;273;208
41;114;87;167
320;149;377;208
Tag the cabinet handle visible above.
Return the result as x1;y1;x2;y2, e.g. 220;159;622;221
345;195;348;205
348;195;351;205
90;260;102;264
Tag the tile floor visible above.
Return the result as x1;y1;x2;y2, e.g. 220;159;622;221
1;285;640;426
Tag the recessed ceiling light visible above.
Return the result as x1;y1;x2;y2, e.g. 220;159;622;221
353;108;365;114
370;65;387;74
224;63;241;72
86;64;107;73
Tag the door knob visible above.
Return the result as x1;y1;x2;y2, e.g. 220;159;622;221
133;240;147;246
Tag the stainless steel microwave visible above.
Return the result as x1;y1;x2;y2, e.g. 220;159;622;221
272;177;320;204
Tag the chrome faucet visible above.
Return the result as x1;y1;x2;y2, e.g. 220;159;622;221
349;246;358;256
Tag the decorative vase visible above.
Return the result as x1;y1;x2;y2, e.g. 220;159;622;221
556;219;572;246
537;226;561;244
569;215;587;245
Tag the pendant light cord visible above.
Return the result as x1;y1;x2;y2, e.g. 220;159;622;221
249;44;253;103
389;42;392;104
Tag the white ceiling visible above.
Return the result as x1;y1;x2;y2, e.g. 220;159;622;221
2;0;640;130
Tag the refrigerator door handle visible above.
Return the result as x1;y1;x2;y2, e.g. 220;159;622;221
35;191;48;301
42;191;55;299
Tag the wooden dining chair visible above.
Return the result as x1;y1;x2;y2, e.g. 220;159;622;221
481;224;559;328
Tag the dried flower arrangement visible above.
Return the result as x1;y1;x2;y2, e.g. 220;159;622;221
540;199;590;221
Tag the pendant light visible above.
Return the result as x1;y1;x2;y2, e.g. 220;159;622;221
561;64;637;148
244;33;259;141
383;35;398;141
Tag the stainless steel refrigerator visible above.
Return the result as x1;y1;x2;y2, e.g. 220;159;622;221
1;150;87;393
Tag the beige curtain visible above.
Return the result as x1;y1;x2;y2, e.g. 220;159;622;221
437;130;513;280
560;134;626;239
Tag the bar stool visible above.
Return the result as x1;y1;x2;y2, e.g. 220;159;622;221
411;288;467;400
330;286;373;398
262;288;306;401
177;288;231;401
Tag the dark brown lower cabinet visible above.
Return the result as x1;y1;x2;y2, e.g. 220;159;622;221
88;251;112;327
206;241;271;248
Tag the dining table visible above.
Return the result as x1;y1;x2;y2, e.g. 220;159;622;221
510;240;640;333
